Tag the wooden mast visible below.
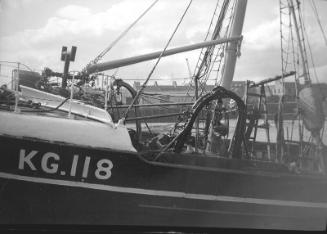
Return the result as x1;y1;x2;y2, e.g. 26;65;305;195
206;0;247;156
220;0;247;90
288;0;325;172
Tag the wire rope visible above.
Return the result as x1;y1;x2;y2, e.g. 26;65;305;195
81;0;160;73
123;0;194;120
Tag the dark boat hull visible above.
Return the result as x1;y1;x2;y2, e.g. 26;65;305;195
1;135;327;230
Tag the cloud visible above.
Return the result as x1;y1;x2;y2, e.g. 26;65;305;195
243;18;280;50
0;0;163;70
0;0;20;10
1;0;326;86
1;0;159;45
0;0;35;11
0;0;214;72
310;64;327;83
56;5;91;20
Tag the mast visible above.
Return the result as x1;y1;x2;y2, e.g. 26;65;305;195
285;0;325;172
221;0;247;90
206;0;247;156
288;0;311;85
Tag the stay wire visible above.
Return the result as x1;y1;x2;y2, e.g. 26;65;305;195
123;0;194;121
82;0;160;73
310;0;327;46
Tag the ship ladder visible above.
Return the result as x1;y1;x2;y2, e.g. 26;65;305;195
244;81;271;161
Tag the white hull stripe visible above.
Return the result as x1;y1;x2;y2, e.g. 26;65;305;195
1;172;327;209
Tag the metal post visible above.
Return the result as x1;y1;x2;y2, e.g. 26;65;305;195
104;75;108;111
62;53;70;88
84;80;86;96
11;70;14;90
185;58;192;79
68;73;75;119
185;58;197;96
187;57;200;153
102;75;104;90
14;63;20;113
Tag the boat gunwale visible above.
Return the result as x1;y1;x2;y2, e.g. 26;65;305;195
1;133;326;181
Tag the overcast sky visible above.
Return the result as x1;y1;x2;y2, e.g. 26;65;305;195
0;0;326;86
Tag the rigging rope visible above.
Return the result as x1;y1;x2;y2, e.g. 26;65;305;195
198;0;236;97
122;0;194;120
183;0;222;101
81;0;160;73
296;0;311;85
309;0;327;46
300;7;321;85
192;0;222;77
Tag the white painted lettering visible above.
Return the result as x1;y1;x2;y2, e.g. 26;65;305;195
70;154;79;176
18;149;37;171
95;159;113;180
82;156;91;178
41;152;59;174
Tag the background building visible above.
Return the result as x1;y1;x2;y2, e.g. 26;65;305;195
132;80;248;104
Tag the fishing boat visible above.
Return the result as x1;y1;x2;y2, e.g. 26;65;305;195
0;0;327;231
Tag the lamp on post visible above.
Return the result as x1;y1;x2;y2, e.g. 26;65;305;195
61;46;77;88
